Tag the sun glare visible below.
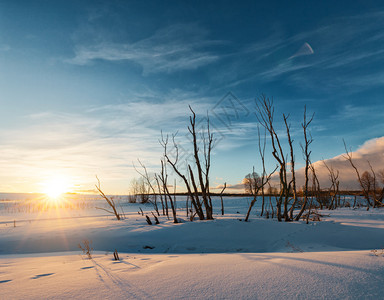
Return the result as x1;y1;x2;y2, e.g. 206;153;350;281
42;177;71;200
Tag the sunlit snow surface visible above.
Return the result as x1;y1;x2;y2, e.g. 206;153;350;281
1;194;384;299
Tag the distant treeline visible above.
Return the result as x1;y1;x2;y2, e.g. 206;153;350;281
136;190;365;197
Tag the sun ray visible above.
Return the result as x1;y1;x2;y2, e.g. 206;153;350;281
41;176;72;202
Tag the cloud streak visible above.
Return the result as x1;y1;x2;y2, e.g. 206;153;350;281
222;10;384;93
0;93;259;193
0;99;200;193
69;23;221;74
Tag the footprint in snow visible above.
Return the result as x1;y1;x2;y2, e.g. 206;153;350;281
31;273;54;279
0;280;12;283
143;245;155;249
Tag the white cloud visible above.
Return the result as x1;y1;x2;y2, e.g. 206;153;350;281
227;136;384;193
298;137;384;190
68;23;221;74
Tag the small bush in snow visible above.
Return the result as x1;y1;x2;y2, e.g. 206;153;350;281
371;248;384;257
78;240;93;259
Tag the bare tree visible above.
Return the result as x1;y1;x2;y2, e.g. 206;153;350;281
305;162;320;224
284;115;298;220
244;170;261;195
154;174;166;216
160;107;215;220
256;96;310;222
252;126;271;217
95;176;121;220
360;163;383;208
295;106;314;221
161;132;204;220
129;177;151;203
244;167;276;222
309;162;322;209
128;178;139;203
377;169;384;203
255;95;290;221
367;161;383;208
323;161;340;210
157;159;178;223
361;171;374;197
137;177;150;204
189;107;214;219
343;141;371;210
133;159;160;215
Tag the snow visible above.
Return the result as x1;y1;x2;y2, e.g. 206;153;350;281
1;251;383;299
1;194;384;299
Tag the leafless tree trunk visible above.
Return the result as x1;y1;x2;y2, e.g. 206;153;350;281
188;107;214;219
134;159;159;216
160;107;215;220
305;175;315;225
309;163;322;209
161;132;205;220
323;161;340;210
186;194;189;217
284;115;297;220
256;127;269;217
173;179;177;211
151;212;160;224
255;95;289;222
367;161;383;208
295;106;314;221
377;169;384;204
343;141;371;210
219;183;227;215
145;215;152;225
302;162;321;224
158;160;178;223
155;175;166;215
95;176;121;220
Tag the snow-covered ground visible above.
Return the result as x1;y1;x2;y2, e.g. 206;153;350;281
1;194;384;299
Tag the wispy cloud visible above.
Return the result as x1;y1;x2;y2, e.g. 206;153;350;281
222;10;384;92
68;23;222;74
323;102;384;141
0;94;228;193
0;89;275;194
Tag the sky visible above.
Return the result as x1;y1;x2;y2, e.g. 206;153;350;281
1;0;384;194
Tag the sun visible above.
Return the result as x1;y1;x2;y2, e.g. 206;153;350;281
42;176;71;199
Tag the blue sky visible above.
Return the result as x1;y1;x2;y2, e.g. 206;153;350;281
1;1;384;193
